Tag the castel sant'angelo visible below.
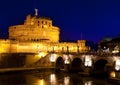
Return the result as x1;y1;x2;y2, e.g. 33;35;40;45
0;9;89;53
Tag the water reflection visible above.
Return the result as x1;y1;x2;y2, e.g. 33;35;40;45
37;79;45;85
50;74;56;85
0;71;115;85
64;76;70;85
84;81;92;85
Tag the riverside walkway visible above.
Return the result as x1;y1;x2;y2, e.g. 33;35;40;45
0;67;55;74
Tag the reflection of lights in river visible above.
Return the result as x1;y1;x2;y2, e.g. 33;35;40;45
37;79;45;85
84;81;92;85
110;71;116;78
64;76;70;85
50;74;56;85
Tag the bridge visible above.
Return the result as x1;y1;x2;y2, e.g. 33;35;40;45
23;52;120;76
0;52;120;78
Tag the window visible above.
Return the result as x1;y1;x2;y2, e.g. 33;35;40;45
42;25;44;28
45;21;47;24
49;23;51;27
41;21;43;24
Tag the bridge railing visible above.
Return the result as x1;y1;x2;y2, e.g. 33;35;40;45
48;51;120;57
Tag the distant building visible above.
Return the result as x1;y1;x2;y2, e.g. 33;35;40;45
98;37;120;54
0;10;89;53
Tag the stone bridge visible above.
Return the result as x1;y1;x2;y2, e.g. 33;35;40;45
27;52;120;75
0;52;120;76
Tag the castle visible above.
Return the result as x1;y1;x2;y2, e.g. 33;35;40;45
0;9;89;53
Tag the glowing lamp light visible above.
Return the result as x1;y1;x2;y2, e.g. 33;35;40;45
38;52;47;58
50;54;57;62
115;60;120;71
112;50;119;54
84;56;92;67
110;71;116;78
64;59;70;64
112;46;119;54
64;55;70;64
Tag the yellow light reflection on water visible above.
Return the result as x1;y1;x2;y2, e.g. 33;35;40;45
37;79;46;85
110;71;116;78
64;76;70;85
84;81;92;85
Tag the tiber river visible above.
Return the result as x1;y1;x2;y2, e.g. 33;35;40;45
0;71;115;85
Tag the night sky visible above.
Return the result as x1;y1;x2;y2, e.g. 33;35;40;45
0;0;120;43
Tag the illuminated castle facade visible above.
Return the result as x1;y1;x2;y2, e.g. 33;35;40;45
0;10;90;53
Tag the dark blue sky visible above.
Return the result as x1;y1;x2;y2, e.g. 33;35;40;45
0;0;120;43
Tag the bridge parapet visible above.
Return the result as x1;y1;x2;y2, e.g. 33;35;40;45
49;51;120;57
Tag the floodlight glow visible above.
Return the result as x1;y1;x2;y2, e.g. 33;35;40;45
84;55;92;67
50;54;57;62
115;60;120;71
110;71;116;78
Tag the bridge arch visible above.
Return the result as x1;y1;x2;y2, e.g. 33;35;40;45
70;58;83;72
93;56;115;70
94;56;114;63
55;57;64;69
93;59;108;75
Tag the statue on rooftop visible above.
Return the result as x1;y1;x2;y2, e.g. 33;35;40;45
35;8;38;16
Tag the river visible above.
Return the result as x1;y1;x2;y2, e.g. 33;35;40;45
0;71;115;85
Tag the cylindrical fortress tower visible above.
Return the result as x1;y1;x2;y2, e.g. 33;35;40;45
9;14;60;42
